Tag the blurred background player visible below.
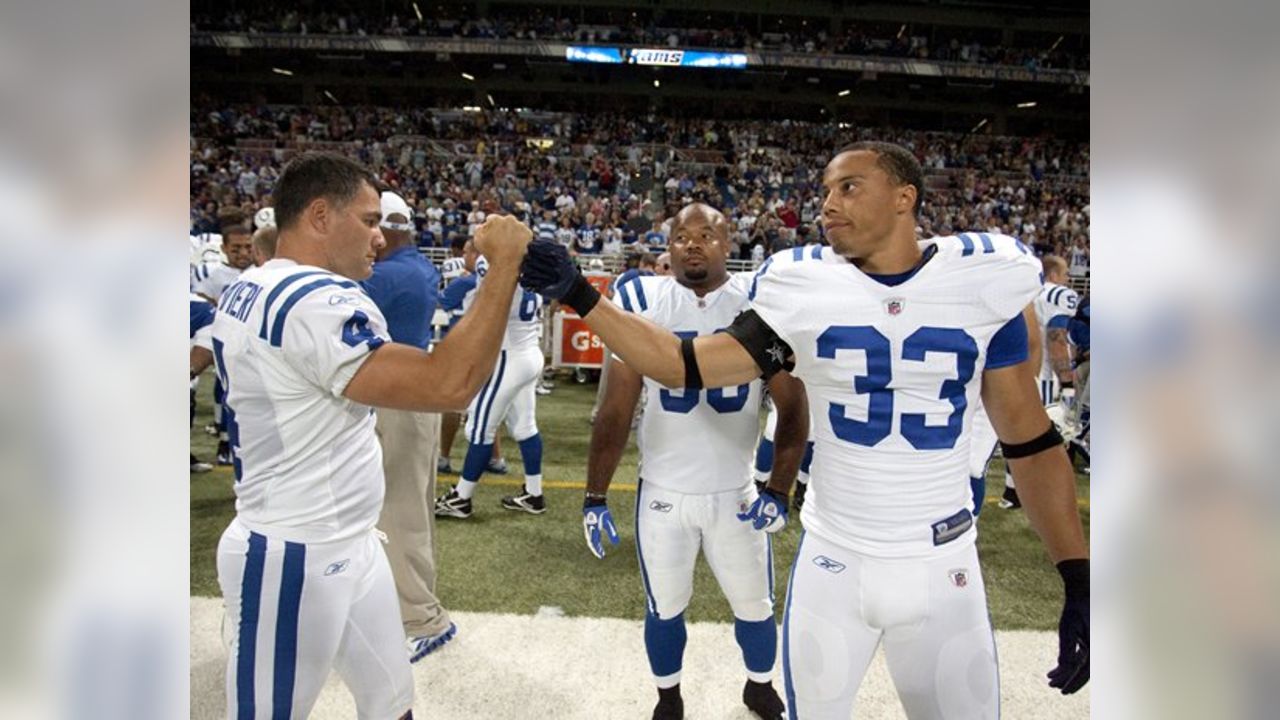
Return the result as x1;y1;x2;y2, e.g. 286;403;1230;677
1001;255;1079;509
584;204;808;720
440;235;468;284
360;190;457;662
191;209;255;466
436;238;508;477
251;224;277;267
435;254;547;518
189;292;216;473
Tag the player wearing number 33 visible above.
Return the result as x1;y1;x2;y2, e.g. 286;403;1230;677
522;142;1089;719
585;204;809;720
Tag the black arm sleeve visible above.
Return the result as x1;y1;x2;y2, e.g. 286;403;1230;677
720;309;794;381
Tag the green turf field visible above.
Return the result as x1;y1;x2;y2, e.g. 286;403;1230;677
191;377;1089;631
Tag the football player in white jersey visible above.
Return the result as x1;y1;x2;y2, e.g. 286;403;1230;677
522;142;1090;718
585;204;808;720
434;254;548;518
1000;255;1079;509
212;152;531;720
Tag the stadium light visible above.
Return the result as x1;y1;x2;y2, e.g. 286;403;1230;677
324;90;339;104
461;72;475;81
654;79;660;88
838;89;851;97
1017;101;1038;108
412;2;423;22
487;94;495;107
971;118;989;133
271;67;294;77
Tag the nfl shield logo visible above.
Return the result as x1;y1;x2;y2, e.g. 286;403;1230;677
885;298;905;315
949;569;968;588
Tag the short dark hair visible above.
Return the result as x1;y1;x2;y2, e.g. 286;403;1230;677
273;152;377;231
836;141;925;214
450;235;468;252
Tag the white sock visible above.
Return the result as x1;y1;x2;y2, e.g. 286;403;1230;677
746;669;773;684
525;474;543;496
654;671;681;690
455;479;479;500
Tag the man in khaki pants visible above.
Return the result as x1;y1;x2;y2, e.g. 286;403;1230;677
362;190;457;662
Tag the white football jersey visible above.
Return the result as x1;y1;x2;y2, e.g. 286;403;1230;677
210;259;391;544
750;235;1041;557
613;272;762;494
192;260;243;301
1035;282;1079;382
466;256;542;351
440;256;467;282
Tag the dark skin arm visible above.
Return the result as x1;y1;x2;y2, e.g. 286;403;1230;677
585;355;645;496
762;371;808;498
191;346;214;380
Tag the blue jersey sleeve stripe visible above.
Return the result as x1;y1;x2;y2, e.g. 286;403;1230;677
268;278;358;347
810;244;823;260
632;277;649;311
985;314;1030;369
618;283;634;313
958;233;976;256
258;271;329;340
791;246;805;262
978;233;995;254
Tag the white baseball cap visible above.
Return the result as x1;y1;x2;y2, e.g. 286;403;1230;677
253;206;275;229
380;191;414;231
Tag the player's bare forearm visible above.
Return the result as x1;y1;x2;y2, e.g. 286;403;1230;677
581;301;762;388
1024;305;1043;376
764;371;808;495
191;346;214;379
1008;448;1087;563
343;262;520;411
586;357;642;495
1047;328;1074;383
982;363;1088;564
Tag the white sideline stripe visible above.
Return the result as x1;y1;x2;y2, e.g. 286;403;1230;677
190;597;1088;719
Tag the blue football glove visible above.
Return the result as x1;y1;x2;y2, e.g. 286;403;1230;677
737;487;788;533
583;498;620;559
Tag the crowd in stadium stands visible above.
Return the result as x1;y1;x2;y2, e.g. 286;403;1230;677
191;6;1087;72
191;105;1089;264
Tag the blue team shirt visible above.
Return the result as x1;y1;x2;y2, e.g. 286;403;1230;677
360;245;441;349
438;274;478;335
644;230;666;248
190;297;215;339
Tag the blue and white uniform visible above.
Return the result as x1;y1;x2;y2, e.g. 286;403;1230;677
1036;281;1080;405
751;235;1040;719
210;259;412;720
613;271;779;689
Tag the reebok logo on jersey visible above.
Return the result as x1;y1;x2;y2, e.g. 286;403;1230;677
325;559;350;576
328;294;360;306
813;556;847;574
649;500;673;513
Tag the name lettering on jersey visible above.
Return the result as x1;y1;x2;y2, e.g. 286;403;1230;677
931;508;974;546
217;280;264;323
812;555;847;574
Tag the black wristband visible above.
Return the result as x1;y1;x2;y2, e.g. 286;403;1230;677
584;495;608;509
681;336;704;390
1000;423;1065;459
563;273;601;317
1057;558;1090;601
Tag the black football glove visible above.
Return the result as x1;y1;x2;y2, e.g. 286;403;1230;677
1049;558;1090;694
520;241;601;316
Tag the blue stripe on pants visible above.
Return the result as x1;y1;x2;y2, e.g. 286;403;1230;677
477;351;507;444
782;531;806;718
237;532;267;720
272;541;306;720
